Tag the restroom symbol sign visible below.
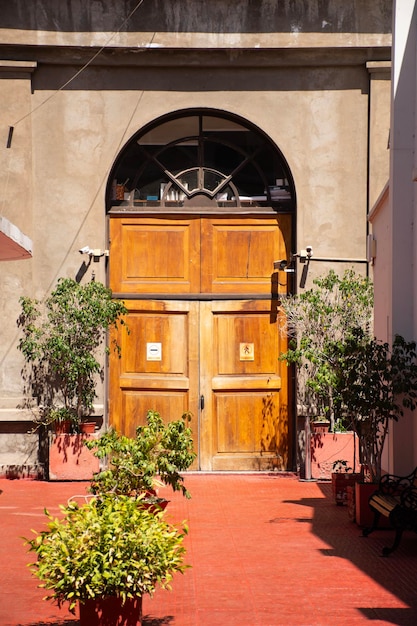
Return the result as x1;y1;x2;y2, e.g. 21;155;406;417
240;342;254;361
147;342;162;361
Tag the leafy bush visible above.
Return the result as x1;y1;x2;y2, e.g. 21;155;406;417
18;278;127;428
86;410;196;498
332;331;417;482
25;494;188;613
280;269;373;429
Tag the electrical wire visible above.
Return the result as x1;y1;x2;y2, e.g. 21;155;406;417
9;0;146;132
0;0;153;369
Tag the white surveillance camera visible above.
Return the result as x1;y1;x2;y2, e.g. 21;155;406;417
306;245;313;256
79;246;91;255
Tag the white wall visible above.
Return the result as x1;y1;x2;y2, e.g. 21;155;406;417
380;1;417;474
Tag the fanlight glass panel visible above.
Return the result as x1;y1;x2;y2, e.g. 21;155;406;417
108;112;294;211
178;169;200;194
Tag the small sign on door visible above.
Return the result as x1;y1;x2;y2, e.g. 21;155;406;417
240;342;254;361
147;342;162;361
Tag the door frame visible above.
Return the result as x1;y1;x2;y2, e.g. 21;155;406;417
107;210;294;471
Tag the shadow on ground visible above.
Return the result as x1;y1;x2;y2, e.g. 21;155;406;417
20;615;174;626
359;607;417;625
284;482;417;626
16;622;76;626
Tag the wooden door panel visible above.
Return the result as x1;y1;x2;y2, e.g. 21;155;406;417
215;391;282;451
122;311;188;375
216;393;259;453
109;300;199;444
201;215;291;294
109;216;200;294
216;313;278;374
199;300;289;471
120;391;189;439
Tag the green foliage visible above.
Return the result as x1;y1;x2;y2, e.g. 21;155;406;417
332;460;353;473
25;494;188;614
280;269;417;482
280;269;373;428
18;278;128;427
332;331;417;483
86;410;197;498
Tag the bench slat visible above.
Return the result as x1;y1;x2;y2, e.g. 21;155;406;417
369;494;399;516
363;467;417;556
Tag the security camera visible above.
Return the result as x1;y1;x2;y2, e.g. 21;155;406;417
79;246;91;255
273;259;288;270
305;245;313;257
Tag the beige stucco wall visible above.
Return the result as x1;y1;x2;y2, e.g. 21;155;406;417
369;185;390;342
0;0;392;469
367;60;391;340
0;0;392;50
23;59;385;284
368;62;391;208
0;62;36;405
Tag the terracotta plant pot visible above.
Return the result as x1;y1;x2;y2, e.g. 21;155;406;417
355;481;378;527
311;420;331;434
141;497;169;513
331;472;362;506
80;421;96;434
347;482;374;525
136;489;169;513
53;420;72;434
347;485;356;522
79;596;142;626
351;482;392;528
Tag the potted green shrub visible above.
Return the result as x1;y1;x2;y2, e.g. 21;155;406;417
25;493;188;625
280;270;373;479
280;269;374;431
17;278;128;479
18;277;128;432
85;409;196;502
333;331;417;524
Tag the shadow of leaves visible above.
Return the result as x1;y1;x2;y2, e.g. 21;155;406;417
143;616;175;625
16;621;77;626
19;617;174;626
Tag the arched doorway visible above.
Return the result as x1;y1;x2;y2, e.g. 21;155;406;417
107;109;295;471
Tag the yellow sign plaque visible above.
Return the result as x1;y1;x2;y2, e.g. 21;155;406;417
240;342;254;361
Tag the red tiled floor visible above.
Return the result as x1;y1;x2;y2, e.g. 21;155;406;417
1;474;417;625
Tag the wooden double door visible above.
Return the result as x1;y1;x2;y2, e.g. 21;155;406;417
109;213;292;470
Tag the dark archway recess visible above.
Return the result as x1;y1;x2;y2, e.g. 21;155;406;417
106;109;296;214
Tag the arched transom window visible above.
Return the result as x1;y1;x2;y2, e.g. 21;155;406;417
108;110;295;213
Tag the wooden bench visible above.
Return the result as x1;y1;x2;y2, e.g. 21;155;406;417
363;467;417;556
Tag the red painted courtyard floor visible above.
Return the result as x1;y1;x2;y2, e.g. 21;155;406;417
1;473;417;625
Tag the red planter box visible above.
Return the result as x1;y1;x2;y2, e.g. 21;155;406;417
49;434;99;481
310;431;358;480
331;472;362;505
355;481;379;527
347;482;392;528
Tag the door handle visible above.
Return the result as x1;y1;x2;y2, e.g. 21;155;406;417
200;395;205;410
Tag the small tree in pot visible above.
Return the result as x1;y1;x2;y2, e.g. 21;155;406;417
280;269;373;431
85;409;196;502
25;494;188;625
18;278;128;432
333;331;417;484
